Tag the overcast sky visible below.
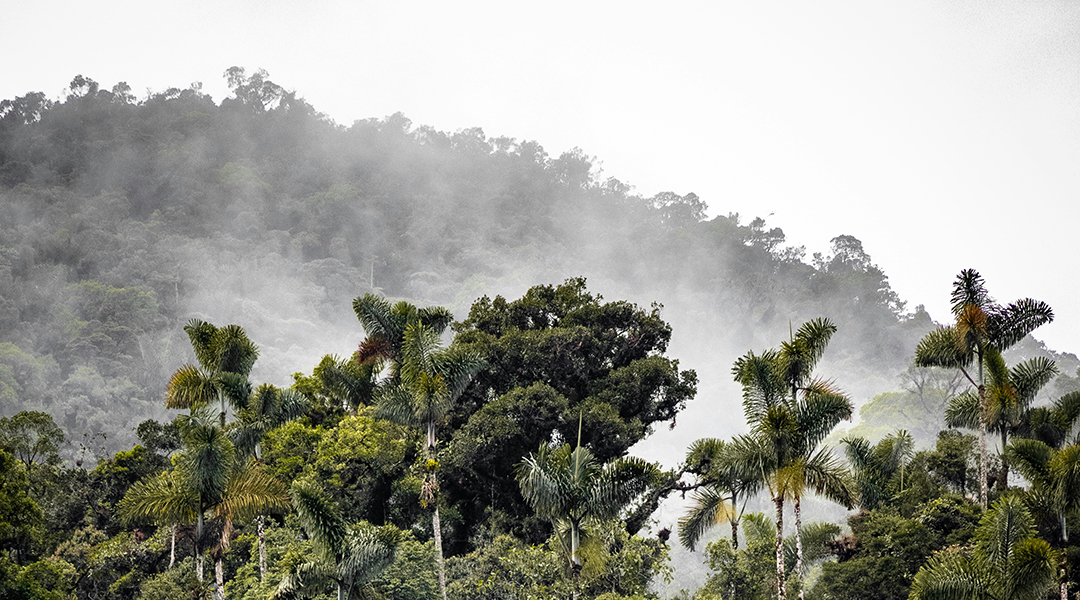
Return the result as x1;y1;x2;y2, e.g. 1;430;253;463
5;0;1078;353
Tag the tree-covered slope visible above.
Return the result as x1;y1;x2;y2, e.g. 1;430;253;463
1;70;1074;457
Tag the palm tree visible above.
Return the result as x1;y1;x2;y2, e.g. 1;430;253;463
678;437;763;552
120;410;289;600
943;349;1057;490
1020;391;1080;450
352;293;453;370
909;494;1055;600
374;320;483;600
231;384;309;581
309;353;381;415
516;420;655;600
842;430;915;510
166;319;259;427
915;269;1054;507
732;319;854;600
1005;439;1080;600
274;479;398;600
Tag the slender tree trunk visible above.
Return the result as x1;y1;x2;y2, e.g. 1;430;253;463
338;584;346;600
978;356;988;508
196;511;205;582
572;562;582;600
427;421;448;600
170;524;176;568
215;558;225;600
258;515;267;581
795;496;804;600
433;507;447;600
731;490;739;550
775;496;786;600
998;429;1009;491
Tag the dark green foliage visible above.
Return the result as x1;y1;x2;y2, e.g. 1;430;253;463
445;279;696;549
812;497;981;600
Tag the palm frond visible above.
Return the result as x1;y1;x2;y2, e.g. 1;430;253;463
214;324;259;377
273;559;338;600
944;391;980;431
1005;438;1054;488
909;547;982;600
215;460;289;523
290;479;349;563
678;486;733;551
118;471;199;526
1010;357;1057;404
950;269;990;315
915;327;972;370
165;364;216;410
184;319;219;371
991;298;1053;350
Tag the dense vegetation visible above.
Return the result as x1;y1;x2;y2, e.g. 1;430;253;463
2;71;1080;599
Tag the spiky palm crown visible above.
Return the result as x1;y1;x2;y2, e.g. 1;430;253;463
276;479;397;600
909;494;1055;600
166;320;259;412
920;269;1054;373
944;349;1058;437
375;321;484;430
352;293;453;368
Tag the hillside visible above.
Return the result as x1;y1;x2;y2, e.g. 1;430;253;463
1;71;1076;460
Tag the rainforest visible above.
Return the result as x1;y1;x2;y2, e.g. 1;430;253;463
1;71;1079;600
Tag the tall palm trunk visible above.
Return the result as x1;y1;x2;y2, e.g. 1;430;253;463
258;515;267;581
730;488;740;550
170;524;176;568
999;429;1009;491
795;496;804;600
774;496;786;600
196;510;205;582
426;420;448;600
977;354;988;508
215;558;224;600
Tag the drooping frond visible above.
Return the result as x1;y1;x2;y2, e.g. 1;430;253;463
118;470;199;527
214;324;259;376
796;378;852;451
417;305;454;335
352;294;398;342
517;442;572;521
185;318;219;371
1005;439;1054;488
944;391;980;431
290;479;349;564
338;524;398;593
915;327;972;370
741;512;775;545
802;447;854;509
778;318;836;390
1049;444;1080;513
991;298;1054;351
165;364;216;410
1010;357;1058;405
214;460;289;524
909;547;983;600
732;350;785;422
273;559;338;600
432;348;485;401
678;486;734;551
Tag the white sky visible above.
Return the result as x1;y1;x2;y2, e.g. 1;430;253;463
5;0;1079;354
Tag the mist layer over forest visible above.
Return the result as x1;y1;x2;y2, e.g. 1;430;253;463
2;70;1077;459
